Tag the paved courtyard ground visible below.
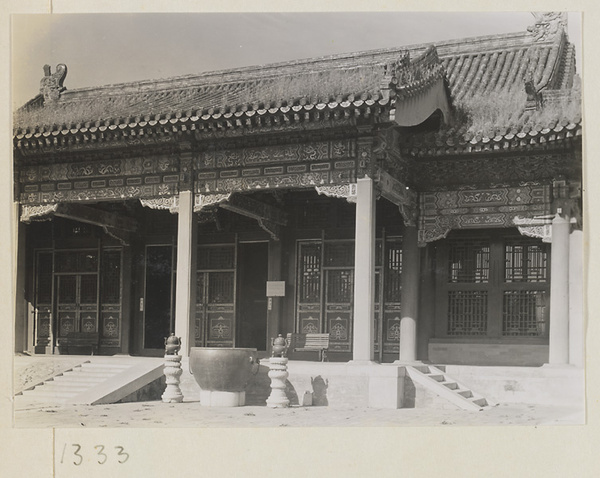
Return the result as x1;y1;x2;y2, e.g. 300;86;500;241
12;354;585;428
13;398;584;428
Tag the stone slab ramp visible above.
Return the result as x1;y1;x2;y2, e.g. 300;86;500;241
15;356;164;406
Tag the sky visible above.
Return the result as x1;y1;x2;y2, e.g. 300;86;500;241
11;12;582;109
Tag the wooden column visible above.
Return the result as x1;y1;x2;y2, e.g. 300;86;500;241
548;212;570;364
266;239;283;353
398;225;420;363
569;229;584;367
174;190;197;357
351;177;376;362
14;204;30;353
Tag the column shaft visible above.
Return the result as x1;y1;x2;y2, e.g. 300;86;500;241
352;177;375;362
549;213;570;364
569;229;584;367
399;225;420;362
174;190;196;357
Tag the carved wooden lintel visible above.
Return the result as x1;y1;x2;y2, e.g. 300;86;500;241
194;193;231;212
375;168;418;226
21;203;59;223
513;216;552;243
315;184;357;203
140;197;179;214
418;226;451;248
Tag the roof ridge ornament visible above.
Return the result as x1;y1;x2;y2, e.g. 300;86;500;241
40;64;67;103
527;12;568;42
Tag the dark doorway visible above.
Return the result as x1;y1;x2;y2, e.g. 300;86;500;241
236;242;268;350
143;245;174;350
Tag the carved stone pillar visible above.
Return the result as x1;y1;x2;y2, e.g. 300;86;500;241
162;354;184;403
266;356;290;408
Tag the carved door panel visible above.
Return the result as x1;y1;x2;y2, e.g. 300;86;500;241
296;242;323;335
381;238;403;355
34;251;53;352
143;245;174;351
195;245;236;347
55;273;99;346
325;268;353;352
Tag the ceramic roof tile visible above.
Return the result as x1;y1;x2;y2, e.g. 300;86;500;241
14;21;580;156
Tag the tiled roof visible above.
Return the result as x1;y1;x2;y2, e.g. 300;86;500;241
14;23;580;155
14;46;446;136
400;86;582;157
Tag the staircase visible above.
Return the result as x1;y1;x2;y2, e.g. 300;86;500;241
405;364;495;411
15;356;165;406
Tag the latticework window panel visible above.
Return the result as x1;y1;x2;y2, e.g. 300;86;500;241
324;242;354;267
326;270;353;303
384;240;403;303
55;250;98;273
447;291;488;336
101;250;121;303
505;240;549;283
502;290;548;336
208;272;235;304
197;245;235;270
448;240;490;283
298;243;321;303
36;251;53;305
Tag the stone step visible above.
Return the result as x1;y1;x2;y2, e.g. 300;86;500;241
23;389;78;399
457;389;473;398
442;381;459;390
427;374;445;382
68;371;121;378
53;374;111;383
79;363;131;371
471;397;488;407
37;382;90;391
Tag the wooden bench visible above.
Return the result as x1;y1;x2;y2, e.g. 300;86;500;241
66;332;99;355
286;333;329;361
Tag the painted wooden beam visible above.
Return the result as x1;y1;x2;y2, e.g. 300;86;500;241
54;203;138;232
219;193;288;225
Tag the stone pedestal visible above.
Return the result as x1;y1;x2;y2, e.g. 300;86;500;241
200;390;246;407
162;354;183;403
266;356;290;408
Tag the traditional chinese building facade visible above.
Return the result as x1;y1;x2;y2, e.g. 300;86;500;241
13;15;582;367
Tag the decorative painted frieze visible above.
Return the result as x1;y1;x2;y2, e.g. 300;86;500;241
413;154;578;190
197;170;346;194
198;140;354;169
418;184;553;246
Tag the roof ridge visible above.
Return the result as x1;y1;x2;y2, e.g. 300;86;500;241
53;30;550;102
